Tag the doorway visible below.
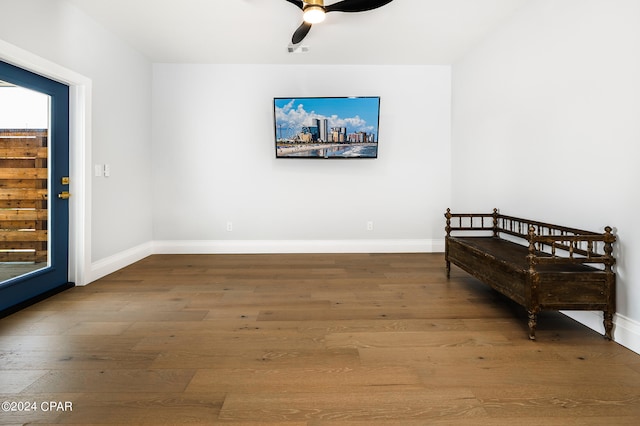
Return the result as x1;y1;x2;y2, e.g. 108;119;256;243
0;60;72;315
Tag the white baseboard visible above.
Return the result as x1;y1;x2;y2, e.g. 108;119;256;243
153;238;445;254
86;239;443;284
85;241;154;285
562;311;640;355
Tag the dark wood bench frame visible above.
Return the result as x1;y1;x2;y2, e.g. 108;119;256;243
444;208;616;340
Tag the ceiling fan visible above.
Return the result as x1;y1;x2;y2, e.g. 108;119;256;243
285;0;395;45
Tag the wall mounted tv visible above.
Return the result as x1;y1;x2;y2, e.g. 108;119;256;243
274;96;380;159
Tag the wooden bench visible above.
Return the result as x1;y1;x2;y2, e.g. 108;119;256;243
444;208;616;340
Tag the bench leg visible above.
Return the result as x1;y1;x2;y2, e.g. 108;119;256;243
527;311;537;340
604;311;614;340
445;260;451;278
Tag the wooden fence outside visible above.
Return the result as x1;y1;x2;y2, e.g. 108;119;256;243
0;129;48;263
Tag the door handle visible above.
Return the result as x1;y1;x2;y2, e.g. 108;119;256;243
58;191;71;200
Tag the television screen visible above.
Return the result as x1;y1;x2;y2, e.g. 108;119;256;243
274;96;380;159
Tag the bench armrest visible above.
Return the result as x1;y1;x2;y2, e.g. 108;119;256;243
526;225;616;272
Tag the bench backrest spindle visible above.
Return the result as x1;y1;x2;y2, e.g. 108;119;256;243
445;208;452;237
604;226;616;273
444;208;616;270
527;225;538;274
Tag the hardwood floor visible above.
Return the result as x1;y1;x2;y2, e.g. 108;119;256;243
1;253;639;425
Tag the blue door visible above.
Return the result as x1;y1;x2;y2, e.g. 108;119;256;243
0;60;72;314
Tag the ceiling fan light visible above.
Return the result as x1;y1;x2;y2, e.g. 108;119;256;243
303;6;326;24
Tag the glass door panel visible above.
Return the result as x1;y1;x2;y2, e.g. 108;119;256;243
0;82;50;282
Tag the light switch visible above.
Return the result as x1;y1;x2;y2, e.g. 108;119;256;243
94;164;103;177
104;164;111;177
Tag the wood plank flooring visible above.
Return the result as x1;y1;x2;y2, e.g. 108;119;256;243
1;253;639;425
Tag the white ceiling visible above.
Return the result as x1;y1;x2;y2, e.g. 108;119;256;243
67;0;529;64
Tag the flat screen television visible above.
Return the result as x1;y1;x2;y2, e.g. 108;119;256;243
274;96;380;159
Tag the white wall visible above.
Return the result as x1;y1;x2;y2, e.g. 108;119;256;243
452;0;640;351
152;64;451;252
0;0;153;265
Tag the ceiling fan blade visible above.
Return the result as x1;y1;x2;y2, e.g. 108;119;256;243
292;21;313;44
326;0;394;13
284;0;304;10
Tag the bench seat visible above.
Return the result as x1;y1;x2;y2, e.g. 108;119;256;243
445;210;616;340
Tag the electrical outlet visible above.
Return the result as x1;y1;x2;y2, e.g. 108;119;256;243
367;221;374;231
226;222;233;232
